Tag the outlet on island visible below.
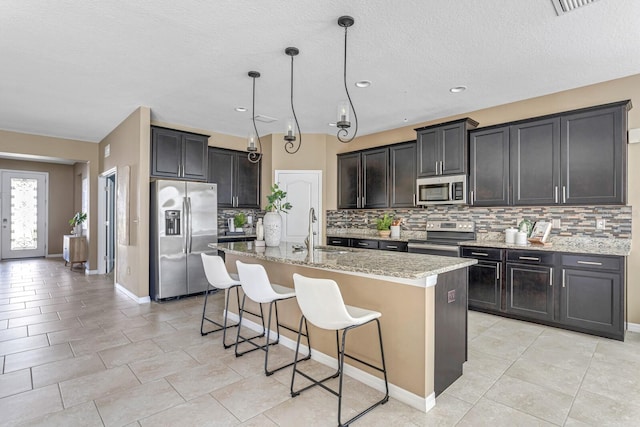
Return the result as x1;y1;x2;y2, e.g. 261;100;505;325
596;218;606;230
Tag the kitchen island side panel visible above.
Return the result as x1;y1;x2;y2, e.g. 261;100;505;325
224;253;440;400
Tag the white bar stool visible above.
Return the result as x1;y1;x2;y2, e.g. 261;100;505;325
290;273;389;427
200;253;265;348
235;261;310;376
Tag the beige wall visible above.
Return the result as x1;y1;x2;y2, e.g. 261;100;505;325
330;73;640;324
0;159;75;254
100;107;151;298
0;130;100;267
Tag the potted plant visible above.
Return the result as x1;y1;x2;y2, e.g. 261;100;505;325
69;212;87;236
233;213;246;233
263;184;292;246
376;213;393;237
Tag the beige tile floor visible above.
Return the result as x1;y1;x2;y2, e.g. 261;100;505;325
1;258;640;426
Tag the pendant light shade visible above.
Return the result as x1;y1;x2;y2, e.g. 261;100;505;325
247;71;262;163
336;15;358;143
284;47;302;154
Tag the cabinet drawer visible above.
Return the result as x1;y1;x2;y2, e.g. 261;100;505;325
379;241;408;252
327;237;350;247
507;250;554;265
351;239;379;249
461;247;503;261
561;254;621;271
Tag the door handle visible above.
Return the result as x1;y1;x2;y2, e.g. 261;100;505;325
182;197;187;254
554;186;558;204
440;161;444;174
549;267;553;286
187;197;193;253
471;252;489;257
519;256;540;261
562;186;567;203
496;262;501;281
562;269;566;288
435;162;439;175
577;260;603;266
470;190;474;205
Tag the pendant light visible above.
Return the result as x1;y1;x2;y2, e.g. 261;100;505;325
284;47;302;154
247;71;262;163
336;15;358;143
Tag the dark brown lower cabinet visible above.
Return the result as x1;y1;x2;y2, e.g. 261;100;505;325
560;254;624;340
465;246;626;341
505;263;554;322
462;247;503;313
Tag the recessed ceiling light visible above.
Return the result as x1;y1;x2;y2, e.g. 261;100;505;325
235;107;247;112
449;86;467;93
355;80;371;88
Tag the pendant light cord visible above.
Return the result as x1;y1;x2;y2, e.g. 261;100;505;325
248;75;262;163
337;24;358;143
285;54;302;154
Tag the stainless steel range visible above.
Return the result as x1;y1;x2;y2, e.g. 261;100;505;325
407;221;476;257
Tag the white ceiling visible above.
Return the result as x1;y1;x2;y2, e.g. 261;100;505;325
1;0;639;143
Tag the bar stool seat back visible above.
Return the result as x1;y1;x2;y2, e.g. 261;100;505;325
293;274;380;331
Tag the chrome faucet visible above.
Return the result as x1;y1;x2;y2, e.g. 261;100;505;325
305;207;317;252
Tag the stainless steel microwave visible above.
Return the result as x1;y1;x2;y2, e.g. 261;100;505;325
416;174;467;206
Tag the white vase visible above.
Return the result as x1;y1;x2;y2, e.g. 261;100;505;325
263;211;282;247
74;225;83;236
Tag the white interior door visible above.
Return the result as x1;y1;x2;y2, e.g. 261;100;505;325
275;170;322;245
1;170;48;259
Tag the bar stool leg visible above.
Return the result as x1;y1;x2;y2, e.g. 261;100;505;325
200;286;240;346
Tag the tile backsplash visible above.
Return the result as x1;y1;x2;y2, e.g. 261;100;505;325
326;205;632;239
218;208;264;234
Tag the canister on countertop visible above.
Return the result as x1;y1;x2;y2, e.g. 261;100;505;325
515;231;528;246
505;228;518;244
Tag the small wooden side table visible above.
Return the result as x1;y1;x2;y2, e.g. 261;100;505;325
63;235;88;270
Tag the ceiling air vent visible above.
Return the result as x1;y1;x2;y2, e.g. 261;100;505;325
254;114;278;123
551;0;600;15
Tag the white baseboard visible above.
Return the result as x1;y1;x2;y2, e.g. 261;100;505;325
116;283;151;304
226;311;434;413
85;269;99;275
627;322;640;333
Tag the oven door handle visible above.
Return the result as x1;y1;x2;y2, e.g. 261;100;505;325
407;243;460;252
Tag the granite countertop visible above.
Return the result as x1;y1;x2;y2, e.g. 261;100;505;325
326;228;426;242
461;235;631;257
210;241;476;287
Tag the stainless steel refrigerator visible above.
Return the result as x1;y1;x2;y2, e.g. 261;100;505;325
150;180;218;300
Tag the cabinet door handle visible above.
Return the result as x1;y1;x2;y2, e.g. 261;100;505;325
471;252;489;257
413;194;416;207
577;260;603;266
519;256;540;261
470;190;474;205
386;245;398;249
357;242;369;246
435;162;439;175
562;269;566;288
554;186;558;204
562;186;567;203
331;240;342;244
440;161;444;174
496;262;501;281
549;267;553;287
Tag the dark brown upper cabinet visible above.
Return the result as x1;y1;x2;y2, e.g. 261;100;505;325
415;118;478;177
389;141;417;208
560;103;628;205
337;148;389;209
469;126;510;206
469;100;630;207
510;117;561;205
151;126;209;181
208;147;261;209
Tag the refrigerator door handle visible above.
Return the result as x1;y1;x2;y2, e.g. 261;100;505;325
182;197;188;254
187;197;193;253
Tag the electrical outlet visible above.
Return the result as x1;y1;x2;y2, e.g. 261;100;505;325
596;218;606;230
552;218;561;228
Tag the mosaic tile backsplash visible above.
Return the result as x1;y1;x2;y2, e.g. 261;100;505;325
326;205;632;239
218;209;264;234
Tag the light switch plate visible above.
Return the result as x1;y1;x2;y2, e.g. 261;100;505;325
596;218;606;230
552;218;561;228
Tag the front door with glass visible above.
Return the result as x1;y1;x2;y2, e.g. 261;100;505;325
1;170;47;259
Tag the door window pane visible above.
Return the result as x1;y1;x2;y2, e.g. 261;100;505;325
10;177;38;250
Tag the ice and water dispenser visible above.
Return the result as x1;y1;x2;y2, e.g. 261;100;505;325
165;210;181;235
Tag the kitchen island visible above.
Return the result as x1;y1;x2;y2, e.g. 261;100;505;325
210;241;476;412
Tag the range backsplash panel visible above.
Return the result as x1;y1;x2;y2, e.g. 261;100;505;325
326;205;632;239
